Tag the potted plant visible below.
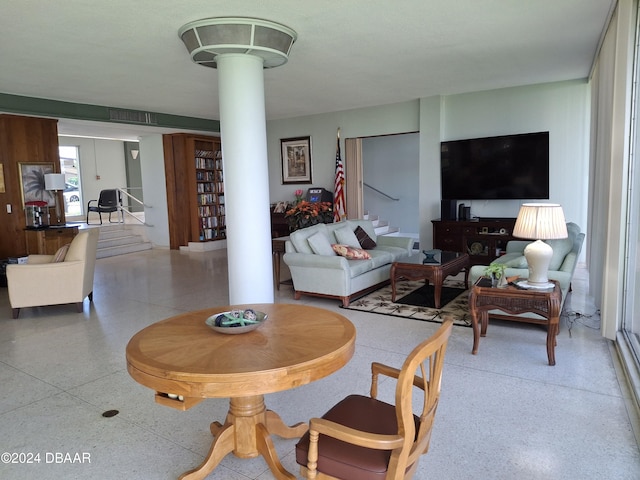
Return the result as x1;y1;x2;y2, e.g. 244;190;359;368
484;262;508;288
285;201;333;232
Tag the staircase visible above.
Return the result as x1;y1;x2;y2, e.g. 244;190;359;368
364;212;419;250
364;213;400;236
94;224;153;259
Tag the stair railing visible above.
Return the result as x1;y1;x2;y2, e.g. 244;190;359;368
363;182;399;201
117;187;154;226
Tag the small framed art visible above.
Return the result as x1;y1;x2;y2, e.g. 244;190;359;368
18;162;56;207
281;136;312;184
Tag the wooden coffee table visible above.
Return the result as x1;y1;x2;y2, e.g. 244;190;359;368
126;303;356;479
468;277;562;365
390;251;469;308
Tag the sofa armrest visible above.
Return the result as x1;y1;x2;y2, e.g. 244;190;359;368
7;261;87;308
283;252;350;271
27;254;54;264
7;260;86;282
558;251;578;274
376;235;413;251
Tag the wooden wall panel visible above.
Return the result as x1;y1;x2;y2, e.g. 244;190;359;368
0;115;60;258
163;133;196;249
162;133;222;249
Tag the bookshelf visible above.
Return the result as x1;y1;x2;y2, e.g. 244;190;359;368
163;133;225;249
193;140;225;241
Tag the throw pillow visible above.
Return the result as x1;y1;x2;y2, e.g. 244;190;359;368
290;224;328;254
307;231;337;256
354;225;376;249
51;243;70;263
334;226;361;248
332;244;372;260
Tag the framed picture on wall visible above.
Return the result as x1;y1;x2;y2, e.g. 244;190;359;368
281;136;312;184
18;162;56;207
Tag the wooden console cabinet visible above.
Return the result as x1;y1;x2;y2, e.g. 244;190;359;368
25;226;79;255
432;218;517;266
270;211;290;238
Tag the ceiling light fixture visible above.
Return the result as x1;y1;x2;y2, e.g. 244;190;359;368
178;17;297;69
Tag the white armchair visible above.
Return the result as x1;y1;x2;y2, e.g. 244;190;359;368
7;228;99;318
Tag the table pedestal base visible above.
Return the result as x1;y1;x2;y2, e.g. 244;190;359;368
179;395;308;480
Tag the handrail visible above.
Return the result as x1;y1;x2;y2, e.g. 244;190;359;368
116;187;153;226
118;187;152;208
363;182;399;201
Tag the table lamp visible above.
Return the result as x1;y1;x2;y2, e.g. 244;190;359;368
512;203;568;289
44;173;66;226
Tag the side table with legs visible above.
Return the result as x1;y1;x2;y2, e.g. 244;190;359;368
468;278;562;365
272;236;289;290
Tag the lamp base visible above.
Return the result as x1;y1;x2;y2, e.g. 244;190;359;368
516;280;555;290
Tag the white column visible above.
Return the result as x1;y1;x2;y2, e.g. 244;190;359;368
217;53;274;304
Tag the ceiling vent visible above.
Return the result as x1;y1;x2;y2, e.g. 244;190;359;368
108;109;158;125
178;17;297;69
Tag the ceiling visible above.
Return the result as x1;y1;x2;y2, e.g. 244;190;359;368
0;0;614;141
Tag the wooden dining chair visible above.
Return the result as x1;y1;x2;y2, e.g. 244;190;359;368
295;318;454;480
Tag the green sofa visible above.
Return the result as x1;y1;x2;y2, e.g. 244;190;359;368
468;222;585;316
283;219;414;307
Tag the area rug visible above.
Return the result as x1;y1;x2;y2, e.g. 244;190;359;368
343;279;471;327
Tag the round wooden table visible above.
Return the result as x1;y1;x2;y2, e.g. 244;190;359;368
126;303;356;480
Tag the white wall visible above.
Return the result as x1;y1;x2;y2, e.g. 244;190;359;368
58;136;127;222
81;80;589;255
266;101;420;205
362;133;419;233
58;134;170;247
266;80;590;255
139;135;170;247
440;80;590;233
419;95;443;249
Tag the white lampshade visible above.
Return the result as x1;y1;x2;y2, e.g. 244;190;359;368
513;203;568;289
513;203;568;240
44;173;66;191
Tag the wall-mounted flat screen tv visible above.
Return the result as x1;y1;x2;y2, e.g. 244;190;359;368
440;131;549;200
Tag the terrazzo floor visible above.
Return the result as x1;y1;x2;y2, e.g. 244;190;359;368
0;247;638;479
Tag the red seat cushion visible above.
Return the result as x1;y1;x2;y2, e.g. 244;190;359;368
295;394;401;480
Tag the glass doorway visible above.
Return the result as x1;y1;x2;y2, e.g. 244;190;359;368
58;145;82;217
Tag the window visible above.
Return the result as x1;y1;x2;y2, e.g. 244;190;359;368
58;146;82;216
621;0;640;402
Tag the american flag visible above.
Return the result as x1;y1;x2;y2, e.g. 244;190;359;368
333;134;346;223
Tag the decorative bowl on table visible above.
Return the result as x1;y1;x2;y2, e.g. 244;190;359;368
205;309;268;334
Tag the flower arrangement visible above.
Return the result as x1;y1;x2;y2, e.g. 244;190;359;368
285;201;333;232
294;189;304;204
